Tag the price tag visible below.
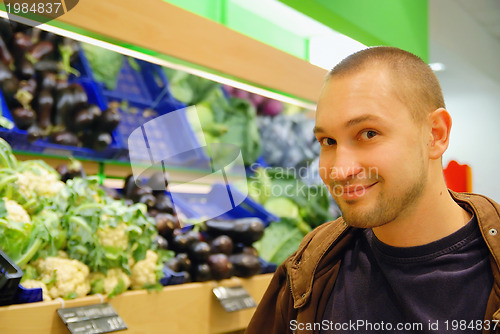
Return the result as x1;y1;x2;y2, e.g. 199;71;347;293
57;303;127;334
213;286;256;313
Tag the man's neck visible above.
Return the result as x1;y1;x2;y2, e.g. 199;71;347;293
372;181;472;248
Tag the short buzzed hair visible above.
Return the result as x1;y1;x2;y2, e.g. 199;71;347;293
328;46;445;123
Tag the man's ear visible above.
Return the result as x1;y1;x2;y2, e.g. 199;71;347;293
428;108;452;159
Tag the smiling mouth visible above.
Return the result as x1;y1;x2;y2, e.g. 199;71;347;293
331;181;378;200
343;182;377;194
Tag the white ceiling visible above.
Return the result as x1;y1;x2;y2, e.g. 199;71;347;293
456;0;500;43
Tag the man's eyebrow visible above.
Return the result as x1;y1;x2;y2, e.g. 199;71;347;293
313;126;324;134
344;114;381;128
313;114;381;134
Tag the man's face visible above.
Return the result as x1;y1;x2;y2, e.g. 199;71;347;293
314;67;429;228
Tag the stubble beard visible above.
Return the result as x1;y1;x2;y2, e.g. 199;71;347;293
334;169;428;229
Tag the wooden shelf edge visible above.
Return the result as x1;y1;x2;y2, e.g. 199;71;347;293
0;274;273;334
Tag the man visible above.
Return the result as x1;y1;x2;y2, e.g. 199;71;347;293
245;46;500;334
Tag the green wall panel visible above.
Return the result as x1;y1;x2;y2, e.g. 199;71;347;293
225;1;308;59
163;0;308;60
279;0;429;62
162;0;224;22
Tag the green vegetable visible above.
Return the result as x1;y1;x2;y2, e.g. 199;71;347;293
57;177;158;274
0;198;49;266
81;42;123;90
253;218;305;266
164;69;262;165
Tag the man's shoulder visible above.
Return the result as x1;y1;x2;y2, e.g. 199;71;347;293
451;191;500;222
285;217;352;268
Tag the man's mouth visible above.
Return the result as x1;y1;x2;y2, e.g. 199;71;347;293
334;182;378;200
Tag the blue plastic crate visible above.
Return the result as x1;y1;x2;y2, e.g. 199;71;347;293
107;94;210;168
170;183;279;227
0;77;124;160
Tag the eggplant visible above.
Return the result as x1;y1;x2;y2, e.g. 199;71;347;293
50;130;80;146
138;193;156;208
69;83;87;107
0;18;15;42
204;218;265;245
123;174;140;198
54;86;74;125
26;40;54;62
1;77;19;108
185;230;201;245
0;35;13;67
229;253;261;278
189;241;211;263
171;233;191;253
55;76;69;90
37;71;57;91
97;107;121;132
145;172;169;195
93;132;112;151
192;263;211;282
12;107;36;130
209;235;233;255
129;184;153;202
69;103;99;131
154;193;174;214
207;253;232;280
15;58;34;80
154;235;169;250
155;213;180;240
0;61;13;83
26;123;43;142
166;257;181;272
33;88;54;130
56;158;86;182
175;253;192;272
12;32;32;58
241;246;259;257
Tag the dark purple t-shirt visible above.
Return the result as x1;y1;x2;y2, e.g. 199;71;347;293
321;209;493;334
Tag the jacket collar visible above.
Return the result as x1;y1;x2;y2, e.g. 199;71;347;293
285;191;500;310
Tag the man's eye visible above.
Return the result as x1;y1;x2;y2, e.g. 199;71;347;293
360;130;378;140
320;138;336;146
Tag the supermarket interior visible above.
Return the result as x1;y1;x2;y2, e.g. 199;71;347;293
0;0;499;333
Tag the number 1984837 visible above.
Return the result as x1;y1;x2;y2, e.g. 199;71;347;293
6;2;63;15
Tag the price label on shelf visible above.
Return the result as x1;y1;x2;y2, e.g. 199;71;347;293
213;286;257;313
57;303;127;334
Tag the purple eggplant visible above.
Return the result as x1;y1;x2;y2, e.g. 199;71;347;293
33;88;54;130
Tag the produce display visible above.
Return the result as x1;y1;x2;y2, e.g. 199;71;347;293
0;137;270;305
118;173;267;284
0;19;120;151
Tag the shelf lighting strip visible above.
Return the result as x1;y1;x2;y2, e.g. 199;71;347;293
0;11;317;111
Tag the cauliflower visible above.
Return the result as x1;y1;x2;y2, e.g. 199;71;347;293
130;250;159;289
3;197;31;224
96;222;128;250
32;253;90;299
16;169;65;198
88;268;131;296
20;279;52;301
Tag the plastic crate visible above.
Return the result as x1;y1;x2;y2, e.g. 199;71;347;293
108;95;211;169
0;249;23;306
0;79;124;160
169;183;279;227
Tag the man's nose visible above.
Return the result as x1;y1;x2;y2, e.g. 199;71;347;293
329;147;363;182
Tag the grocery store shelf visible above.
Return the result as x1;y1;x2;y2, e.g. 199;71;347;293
18;0;326;104
0;274;273;334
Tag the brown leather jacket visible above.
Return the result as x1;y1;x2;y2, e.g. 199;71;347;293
245;191;500;334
